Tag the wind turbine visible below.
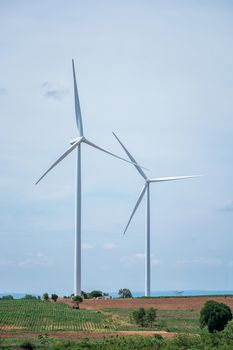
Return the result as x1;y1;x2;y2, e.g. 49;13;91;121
36;60;146;296
113;132;202;297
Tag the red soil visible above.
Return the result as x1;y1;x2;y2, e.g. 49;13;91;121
78;296;233;311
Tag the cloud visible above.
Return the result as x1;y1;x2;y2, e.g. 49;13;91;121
0;253;52;268
0;88;8;95
120;253;161;266
103;243;117;250
41;82;69;100
177;257;222;266
81;243;94;250
216;201;233;213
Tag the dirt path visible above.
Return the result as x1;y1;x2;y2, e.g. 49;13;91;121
0;330;177;339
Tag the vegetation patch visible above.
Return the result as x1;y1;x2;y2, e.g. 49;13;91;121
0;300;107;333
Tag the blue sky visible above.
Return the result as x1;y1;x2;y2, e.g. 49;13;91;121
0;0;233;295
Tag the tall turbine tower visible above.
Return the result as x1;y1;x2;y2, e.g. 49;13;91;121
113;132;202;297
36;60;145;296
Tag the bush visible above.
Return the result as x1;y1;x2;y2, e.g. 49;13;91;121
23;294;37;300
145;307;157;327
118;288;132;298
88;290;103;298
51;294;58;302
20;341;35;350
81;291;88;299
132;307;157;327
132;308;146;326
200;300;232;333
1;295;14;300
72;295;83;302
43;293;49;301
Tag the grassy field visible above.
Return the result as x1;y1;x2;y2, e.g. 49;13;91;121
0;299;107;332
0;299;202;334
103;308;201;334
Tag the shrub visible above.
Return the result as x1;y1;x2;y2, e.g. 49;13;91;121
1;295;14;300
88;290;103;298
200;300;232;333
51;294;58;302
20;341;35;350
38;334;50;346
81;291;88;299
132;307;157;328
145;307;157;327
72;295;83;302
43;293;49;301
23;294;37;300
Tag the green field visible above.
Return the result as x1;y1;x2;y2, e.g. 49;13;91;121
103;308;201;334
0;300;107;332
1;300;233;349
0;299;201;334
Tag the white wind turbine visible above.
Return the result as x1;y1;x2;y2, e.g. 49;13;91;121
36;60;146;296
113;132;202;297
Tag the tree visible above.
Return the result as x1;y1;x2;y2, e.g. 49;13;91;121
73;295;83;302
200;300;232;333
81;291;88;299
118;288;132;298
51;294;58;302
88;290;103;298
23;294;37;300
43;293;49;301
132;307;157;328
1;295;13;300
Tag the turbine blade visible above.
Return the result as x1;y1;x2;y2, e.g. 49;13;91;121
72;59;84;136
83;139;148;170
124;184;147;235
35;138;82;185
112;132;148;180
149;175;204;183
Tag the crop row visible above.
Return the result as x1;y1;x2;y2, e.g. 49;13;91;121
0;300;106;332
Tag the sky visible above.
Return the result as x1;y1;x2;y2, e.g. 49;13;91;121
0;0;233;295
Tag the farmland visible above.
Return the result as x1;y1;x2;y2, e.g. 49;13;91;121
0;296;233;340
1;297;233;349
0;296;217;336
0;299;106;332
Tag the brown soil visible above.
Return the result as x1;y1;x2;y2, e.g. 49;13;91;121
0;330;176;339
0;326;24;330
77;296;233;311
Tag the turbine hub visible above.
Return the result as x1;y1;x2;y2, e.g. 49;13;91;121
70;136;85;145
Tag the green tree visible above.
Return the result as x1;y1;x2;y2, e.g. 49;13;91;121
1;295;14;300
200;300;232;333
23;294;37;300
43;293;49;301
132;307;157;328
132;307;146;327
51;294;58;302
118;288;132;298
72;295;83;302
88;290;103;298
81;291;88;299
